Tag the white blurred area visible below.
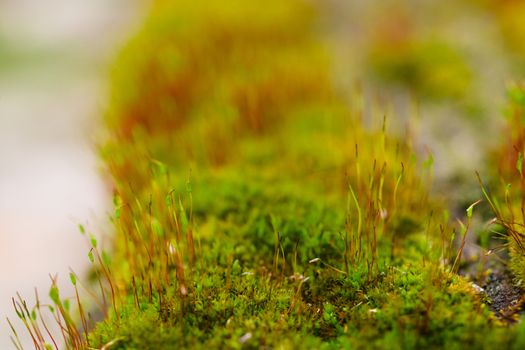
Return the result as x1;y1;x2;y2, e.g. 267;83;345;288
0;0;143;348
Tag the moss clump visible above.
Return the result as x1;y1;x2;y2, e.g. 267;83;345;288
9;1;525;349
368;36;472;100
482;84;525;287
363;4;472;101
84;0;522;348
509;240;525;286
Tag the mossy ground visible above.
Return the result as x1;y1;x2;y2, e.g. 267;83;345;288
10;1;525;349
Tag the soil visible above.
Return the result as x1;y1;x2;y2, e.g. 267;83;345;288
483;270;524;322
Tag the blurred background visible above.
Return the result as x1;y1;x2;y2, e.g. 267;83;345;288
326;0;519;176
1;0;525;348
0;0;142;348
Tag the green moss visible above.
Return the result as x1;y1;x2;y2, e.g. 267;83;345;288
368;38;472;100
509;239;525;286
11;1;525;349
484;84;525;286
85;1;525;348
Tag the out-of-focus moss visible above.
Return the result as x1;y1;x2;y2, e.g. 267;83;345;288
368;37;472;100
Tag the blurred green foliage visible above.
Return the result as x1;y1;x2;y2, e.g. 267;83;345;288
368;38;472;100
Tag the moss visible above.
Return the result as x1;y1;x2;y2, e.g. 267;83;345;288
483;84;525;287
11;1;525;349
83;0;525;347
368;37;473;100
509;239;525;286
